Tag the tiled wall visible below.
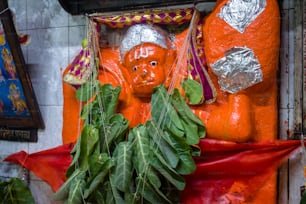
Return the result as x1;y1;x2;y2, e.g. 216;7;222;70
0;0;85;203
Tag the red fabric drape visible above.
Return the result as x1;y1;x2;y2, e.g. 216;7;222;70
181;139;302;203
3;139;302;202
4;143;74;192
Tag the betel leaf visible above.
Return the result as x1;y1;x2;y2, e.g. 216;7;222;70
84;156;113;199
88;151;104;178
149;147;186;191
0;178;34;204
151;86;184;137
130;125;151;174
135;176;172;204
78;125;99;171
146;120;179;168
163;131;196;175
76;80;99;102
171;89;205;143
97;84;121;118
54;170;85;201
67;171;86;204
112;141;133;192
80;102;93;120
182;78;203;105
108;176;125;204
145;166;162;190
181;119;200;145
88;189;106;204
101;114;129;153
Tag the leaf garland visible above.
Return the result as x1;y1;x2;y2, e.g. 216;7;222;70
55;81;205;204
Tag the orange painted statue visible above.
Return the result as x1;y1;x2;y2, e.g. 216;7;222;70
62;0;280;203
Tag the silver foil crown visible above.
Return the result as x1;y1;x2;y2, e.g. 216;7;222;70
119;24;171;61
210;46;263;93
218;0;266;33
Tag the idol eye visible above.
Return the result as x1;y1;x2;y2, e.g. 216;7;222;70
132;66;138;71
150;61;157;66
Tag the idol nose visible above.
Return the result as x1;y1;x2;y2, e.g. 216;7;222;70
142;69;148;76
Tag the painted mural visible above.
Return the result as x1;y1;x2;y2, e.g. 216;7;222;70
0;23;29;118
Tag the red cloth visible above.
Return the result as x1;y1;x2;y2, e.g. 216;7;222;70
3;139;301;202
4;143;74;192
181;139;302;203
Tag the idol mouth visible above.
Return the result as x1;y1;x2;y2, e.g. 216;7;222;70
136;80;156;86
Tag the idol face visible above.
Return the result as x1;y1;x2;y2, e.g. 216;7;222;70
123;43;169;98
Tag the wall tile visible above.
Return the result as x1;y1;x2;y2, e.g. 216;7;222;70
27;0;68;29
68;25;86;63
8;0;27;31
69;15;86;27
0;155;22;179
29;173;61;204
26;27;68;106
0;141;29;156
29;106;63;153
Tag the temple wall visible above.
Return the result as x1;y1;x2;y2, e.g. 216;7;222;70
0;0;85;203
0;0;303;203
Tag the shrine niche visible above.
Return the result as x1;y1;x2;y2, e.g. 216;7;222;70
3;0;304;204
0;0;44;142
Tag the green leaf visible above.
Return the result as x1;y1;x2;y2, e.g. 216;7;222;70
88;153;108;179
146;120;179;168
98;84;121;117
131;125;151;174
54;170;85;201
88;189;106;204
181;119;200;145
171;89;206;143
150;148;186;191
101;114;129;153
80;102;93;120
67;172;86;204
182;78;203;105
300;190;306;204
108;177;125;204
145;166;162;190
112;141;133;192
76;80;98;102
163;132;196;175
78;125;99;171
151;86;184;137
1;178;34;204
84;157;113;199
135;176;172;204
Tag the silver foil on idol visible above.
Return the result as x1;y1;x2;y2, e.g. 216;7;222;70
217;0;266;33
210;46;263;93
119;24;171;61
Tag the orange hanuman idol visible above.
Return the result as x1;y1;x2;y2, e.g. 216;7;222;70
62;0;280;203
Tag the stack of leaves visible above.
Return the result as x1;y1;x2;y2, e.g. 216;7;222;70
0;178;35;204
54;80;205;204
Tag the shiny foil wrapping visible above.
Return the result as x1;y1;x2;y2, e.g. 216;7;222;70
211;46;263;93
119;24;171;60
218;0;266;33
